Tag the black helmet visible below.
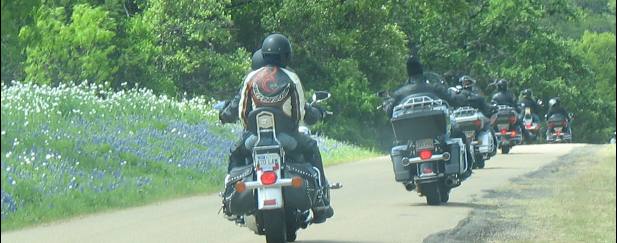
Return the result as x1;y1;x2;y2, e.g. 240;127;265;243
261;33;292;67
549;97;560;107
459;75;476;90
496;79;508;91
522;89;532;98
406;55;424;77
251;49;265;70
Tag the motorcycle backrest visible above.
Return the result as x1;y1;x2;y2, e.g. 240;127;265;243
247;107;296;135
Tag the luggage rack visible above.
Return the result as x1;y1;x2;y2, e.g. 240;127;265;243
453;106;478;117
393;96;445;113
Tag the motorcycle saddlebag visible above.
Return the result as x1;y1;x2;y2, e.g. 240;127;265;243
283;163;319;210
390;145;413;182
223;165;256;215
444;138;466;175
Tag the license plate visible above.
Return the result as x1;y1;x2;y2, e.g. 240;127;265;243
554;127;563;132
255;153;280;170
416;139;434;150
497;124;509;130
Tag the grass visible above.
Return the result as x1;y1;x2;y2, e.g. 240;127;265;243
0;81;381;231
492;145;616;243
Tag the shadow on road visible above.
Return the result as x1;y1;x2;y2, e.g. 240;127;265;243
407;201;496;210
298;241;381;243
476;166;518;170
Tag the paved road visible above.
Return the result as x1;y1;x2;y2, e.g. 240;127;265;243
1;144;582;243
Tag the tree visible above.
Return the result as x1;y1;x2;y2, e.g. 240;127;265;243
19;4;117;85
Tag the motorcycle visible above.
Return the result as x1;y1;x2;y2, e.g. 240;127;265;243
380;92;470;205
452;107;495;169
491;105;522;154
546;113;573;143
218;91;341;243
519;101;542;144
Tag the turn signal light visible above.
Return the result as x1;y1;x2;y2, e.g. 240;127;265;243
291;176;303;188
235;181;246;193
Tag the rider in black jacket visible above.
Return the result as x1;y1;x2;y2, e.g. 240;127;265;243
491;79;518;108
519;89;542;122
383;56;461;118
454;75;494;117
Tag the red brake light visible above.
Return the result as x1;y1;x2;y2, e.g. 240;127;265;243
525;124;531;129
511;130;517;137
473;119;482;128
419;150;433;160
260;171;277;185
501;129;507;135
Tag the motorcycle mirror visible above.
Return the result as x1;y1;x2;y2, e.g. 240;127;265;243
311;91;331;105
537;99;544;106
213;100;227;111
377;90;390;98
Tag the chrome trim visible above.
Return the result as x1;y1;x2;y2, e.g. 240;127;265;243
402;152;451;166
243;178;294;190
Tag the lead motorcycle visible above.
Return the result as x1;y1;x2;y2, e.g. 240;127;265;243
380;92;470;205
452;106;495;169
491;105;522;154
218;92;340;243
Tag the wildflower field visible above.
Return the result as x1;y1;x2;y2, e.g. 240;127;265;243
0;81;378;231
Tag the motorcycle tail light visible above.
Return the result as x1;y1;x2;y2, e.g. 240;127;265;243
511;130;517;137
260;171;277;185
525;124;531;129
419;149;433;160
473;119;482;128
501;129;507;135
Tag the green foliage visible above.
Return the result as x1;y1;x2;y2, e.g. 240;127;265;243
19;4;117;85
1;0;615;144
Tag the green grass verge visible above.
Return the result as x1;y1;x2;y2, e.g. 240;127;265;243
495;145;616;243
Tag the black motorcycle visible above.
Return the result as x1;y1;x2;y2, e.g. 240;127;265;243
381;92;470;205
219;92;340;243
546;113;573;143
491;105;522;154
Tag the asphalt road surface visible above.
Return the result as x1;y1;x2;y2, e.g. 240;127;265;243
1;144;582;243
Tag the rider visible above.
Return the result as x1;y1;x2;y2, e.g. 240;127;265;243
519;89;541;123
545;97;571;135
383;56;461;118
233;33;333;223
454;75;493;117
491;79;518;108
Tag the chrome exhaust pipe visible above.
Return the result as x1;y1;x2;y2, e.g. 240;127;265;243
444;176;460;187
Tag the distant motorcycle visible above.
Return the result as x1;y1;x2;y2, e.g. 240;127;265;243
218;91;341;243
491;105;522;154
519;101;542;144
546;113;573;143
380;92;470;205
452;107;495;169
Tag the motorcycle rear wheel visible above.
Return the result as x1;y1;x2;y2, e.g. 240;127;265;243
263;209;287;243
501;145;511;154
421;182;442;205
